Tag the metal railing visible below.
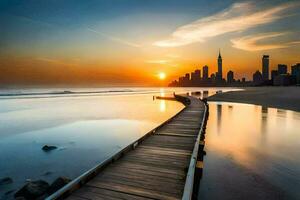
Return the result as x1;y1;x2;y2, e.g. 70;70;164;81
182;99;208;200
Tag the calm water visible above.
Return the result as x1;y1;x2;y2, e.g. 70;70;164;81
199;102;300;200
0;87;235;199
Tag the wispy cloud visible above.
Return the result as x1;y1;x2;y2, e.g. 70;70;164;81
231;32;300;51
154;2;299;47
145;59;178;67
10;14;55;28
87;28;141;48
145;60;170;64
36;57;77;66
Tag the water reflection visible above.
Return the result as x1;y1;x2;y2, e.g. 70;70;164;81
217;104;222;134
260;106;268;145
199;102;300;200
160;100;166;112
0;93;183;199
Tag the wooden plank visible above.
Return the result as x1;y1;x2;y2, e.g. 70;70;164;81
73;186;153;200
58;96;206;200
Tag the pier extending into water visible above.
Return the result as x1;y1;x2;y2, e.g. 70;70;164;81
46;95;208;200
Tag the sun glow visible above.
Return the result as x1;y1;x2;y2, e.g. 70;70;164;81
158;72;166;80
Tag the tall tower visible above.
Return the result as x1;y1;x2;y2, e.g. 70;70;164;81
262;55;269;81
203;65;209;80
217;49;223;81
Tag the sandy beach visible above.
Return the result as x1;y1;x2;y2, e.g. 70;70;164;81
208;87;300;112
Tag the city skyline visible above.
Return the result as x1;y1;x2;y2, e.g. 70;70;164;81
169;51;300;87
0;0;300;86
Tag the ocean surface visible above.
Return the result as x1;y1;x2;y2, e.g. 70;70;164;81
3;87;299;200
199;102;300;200
0;87;232;199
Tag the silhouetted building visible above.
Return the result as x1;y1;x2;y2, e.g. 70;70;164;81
217;50;223;81
253;70;263;85
178;76;184;85
195;69;201;79
271;70;278;81
227;70;234;83
262;55;269;81
273;74;291;86
291;63;300;76
291;63;300;85
183;73;190;86
203;65;209;80
185;73;190;80
191;69;201;85
191;72;196;81
168;80;178;87
210;73;216;82
168;50;299;87
278;64;287;75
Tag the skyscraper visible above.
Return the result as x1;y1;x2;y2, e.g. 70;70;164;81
227;70;234;83
203;65;208;80
217;50;222;81
262;55;269;81
194;69;201;79
278;64;287;74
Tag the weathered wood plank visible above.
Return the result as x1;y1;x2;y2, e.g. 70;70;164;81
61;96;206;200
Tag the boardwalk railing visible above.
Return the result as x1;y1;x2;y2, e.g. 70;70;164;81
182;99;208;200
46;94;191;200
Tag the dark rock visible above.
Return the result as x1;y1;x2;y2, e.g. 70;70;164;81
47;177;71;195
15;197;26;200
0;177;13;185
14;180;49;199
42;145;57;152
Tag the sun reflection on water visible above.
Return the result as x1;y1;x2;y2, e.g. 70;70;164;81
160;100;166;112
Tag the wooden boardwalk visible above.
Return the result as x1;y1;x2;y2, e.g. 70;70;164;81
48;96;207;200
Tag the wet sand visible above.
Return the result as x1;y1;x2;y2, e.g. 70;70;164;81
208;87;300;112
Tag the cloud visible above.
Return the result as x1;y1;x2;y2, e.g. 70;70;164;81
87;28;141;48
154;1;299;47
36;57;77;66
145;60;170;64
231;32;300;51
145;59;178;67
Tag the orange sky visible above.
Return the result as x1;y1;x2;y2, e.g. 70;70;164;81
0;0;299;86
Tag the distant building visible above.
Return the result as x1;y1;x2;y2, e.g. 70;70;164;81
217;50;223;81
262;55;269;81
203;65;209;80
227;70;234;83
185;73;190;80
278;64;287;75
178;76;184;85
291;63;300;84
184;73;190;86
191;72;196;81
291;63;300;76
271;70;278;81
273;74;291;86
195;69;201;79
210;73;216;81
253;70;263;85
191;69;201;85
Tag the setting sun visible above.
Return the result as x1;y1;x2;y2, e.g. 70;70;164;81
158;72;166;80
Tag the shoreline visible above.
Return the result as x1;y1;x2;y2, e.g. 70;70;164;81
207;86;300;112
